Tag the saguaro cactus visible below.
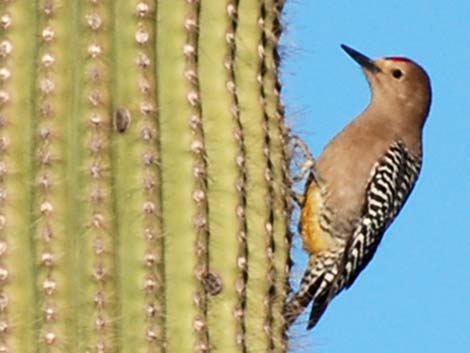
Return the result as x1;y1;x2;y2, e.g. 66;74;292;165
0;0;291;352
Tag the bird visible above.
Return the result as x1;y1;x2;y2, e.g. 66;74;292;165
284;44;432;330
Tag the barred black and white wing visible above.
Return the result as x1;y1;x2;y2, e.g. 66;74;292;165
340;141;422;290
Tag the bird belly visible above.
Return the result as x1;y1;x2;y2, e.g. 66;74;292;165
301;182;334;254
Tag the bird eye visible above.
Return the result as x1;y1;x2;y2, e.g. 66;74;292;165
392;69;403;79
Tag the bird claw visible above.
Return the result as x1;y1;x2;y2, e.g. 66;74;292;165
296;159;315;182
292;192;304;206
290;134;316;182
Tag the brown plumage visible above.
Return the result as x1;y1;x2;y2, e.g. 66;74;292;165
285;45;432;329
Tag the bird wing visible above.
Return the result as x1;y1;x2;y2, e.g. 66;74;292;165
340;141;422;290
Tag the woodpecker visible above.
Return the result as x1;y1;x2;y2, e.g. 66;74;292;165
284;44;432;330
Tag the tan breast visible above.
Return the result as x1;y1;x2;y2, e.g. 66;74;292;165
316;113;401;225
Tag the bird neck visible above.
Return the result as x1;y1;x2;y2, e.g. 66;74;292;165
361;102;424;158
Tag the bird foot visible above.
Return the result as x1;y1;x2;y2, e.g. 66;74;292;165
290;134;316;183
291;191;304;206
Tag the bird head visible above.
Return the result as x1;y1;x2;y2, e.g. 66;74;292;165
341;44;432;128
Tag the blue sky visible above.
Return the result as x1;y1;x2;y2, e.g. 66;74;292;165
282;1;470;352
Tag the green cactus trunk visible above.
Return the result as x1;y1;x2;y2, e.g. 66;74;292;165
0;0;291;352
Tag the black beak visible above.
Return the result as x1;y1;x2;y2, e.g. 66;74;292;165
341;44;381;73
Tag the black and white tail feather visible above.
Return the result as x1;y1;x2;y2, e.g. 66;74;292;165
284;141;422;329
